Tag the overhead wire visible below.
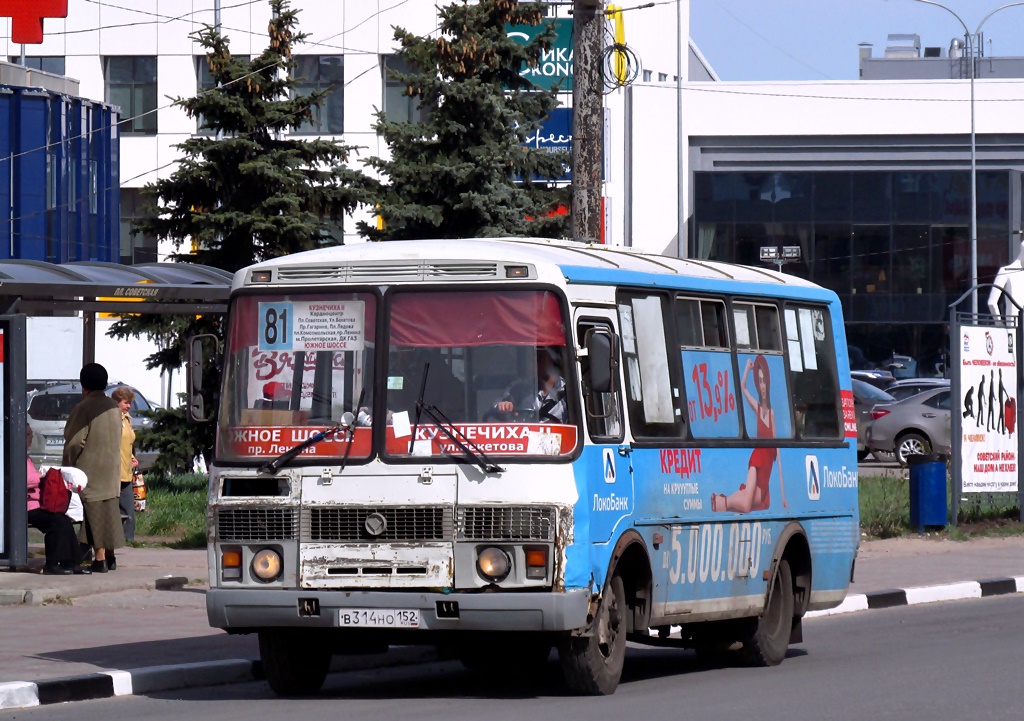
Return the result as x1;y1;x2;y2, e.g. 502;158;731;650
2;0;404;56
2;6;440;233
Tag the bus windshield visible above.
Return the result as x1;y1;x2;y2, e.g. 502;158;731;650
217;291;377;462
216;288;577;463
381;289;576;459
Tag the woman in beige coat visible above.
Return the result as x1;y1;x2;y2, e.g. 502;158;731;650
63;363;124;573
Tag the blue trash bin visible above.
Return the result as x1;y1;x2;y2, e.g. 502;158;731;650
907;453;947;531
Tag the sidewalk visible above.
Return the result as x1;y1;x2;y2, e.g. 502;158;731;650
2;537;1024;708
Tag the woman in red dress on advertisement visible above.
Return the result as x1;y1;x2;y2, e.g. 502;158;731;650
712;354;787;513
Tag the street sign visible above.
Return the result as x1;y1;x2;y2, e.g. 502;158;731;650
0;0;68;44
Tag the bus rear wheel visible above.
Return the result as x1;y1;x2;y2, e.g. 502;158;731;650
738;559;794;667
259;629;331;697
559;574;627;695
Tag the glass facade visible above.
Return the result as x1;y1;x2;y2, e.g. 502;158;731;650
0;87;119;263
105;56;158;135
293;56;344;135
692;170;1013;369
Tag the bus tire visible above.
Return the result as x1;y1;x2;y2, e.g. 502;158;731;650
558;574;627;695
738;559;794;667
259;629;331;697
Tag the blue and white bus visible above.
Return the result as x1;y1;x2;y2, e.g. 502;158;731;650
195;237;859;696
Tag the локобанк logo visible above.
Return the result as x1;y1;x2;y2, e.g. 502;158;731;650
806;455;821;501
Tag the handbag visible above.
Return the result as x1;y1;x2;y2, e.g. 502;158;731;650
39;467;72;514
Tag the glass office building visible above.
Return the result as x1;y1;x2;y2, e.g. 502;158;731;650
692;169;1014;371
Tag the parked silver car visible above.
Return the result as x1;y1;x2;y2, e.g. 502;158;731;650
884;377;950;402
27;381;159;470
866;387;952;466
851;379;895;461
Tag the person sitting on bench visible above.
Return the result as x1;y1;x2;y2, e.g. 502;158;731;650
26;425;90;575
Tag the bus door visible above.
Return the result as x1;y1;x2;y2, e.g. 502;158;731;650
574;310;631;544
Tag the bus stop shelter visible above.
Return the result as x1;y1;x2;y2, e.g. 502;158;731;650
0;260;232;569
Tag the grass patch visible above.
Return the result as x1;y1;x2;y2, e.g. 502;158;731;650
132;473;207;549
860;464;1024;539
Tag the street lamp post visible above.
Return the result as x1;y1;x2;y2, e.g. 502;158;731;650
912;1;1024;316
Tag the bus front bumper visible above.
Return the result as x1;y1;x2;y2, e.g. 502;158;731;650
207;587;591;633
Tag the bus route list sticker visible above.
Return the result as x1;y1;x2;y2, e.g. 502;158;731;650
258;300;365;352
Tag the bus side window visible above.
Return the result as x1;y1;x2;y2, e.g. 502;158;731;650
734;301;793;440
578;320;623;441
618;293;685;439
784;305;841;439
677;296;740;439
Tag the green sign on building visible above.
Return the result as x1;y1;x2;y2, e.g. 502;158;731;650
506;18;573;92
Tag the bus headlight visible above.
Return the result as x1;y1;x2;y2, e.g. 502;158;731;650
476;547;511;582
252;548;282;582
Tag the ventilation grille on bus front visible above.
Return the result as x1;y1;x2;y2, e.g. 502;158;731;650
217;507;299;541
274;262;499;283
303;506;454;542
457;506;556;541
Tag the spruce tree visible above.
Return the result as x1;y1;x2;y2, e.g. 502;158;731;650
360;0;571;241
109;0;364;475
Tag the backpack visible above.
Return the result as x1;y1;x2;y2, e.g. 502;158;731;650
39;467;71;515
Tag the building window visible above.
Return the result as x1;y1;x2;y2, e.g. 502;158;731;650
196;55;250;134
105;56;158;134
293;56;344;135
642;69;652;82
658;72;668;82
8;56;65;74
120;188;158;264
381;55;429;124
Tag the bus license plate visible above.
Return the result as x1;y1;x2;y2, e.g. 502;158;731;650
337;609;420;628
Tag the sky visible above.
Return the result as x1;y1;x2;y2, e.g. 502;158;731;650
689;0;1024;81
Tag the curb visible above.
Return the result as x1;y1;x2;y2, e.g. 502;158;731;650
0;576;193;607
640;577;1024;638
804;576;1024;618
0;647;438;710
4;577;1023;710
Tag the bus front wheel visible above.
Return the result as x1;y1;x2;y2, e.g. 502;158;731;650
738;559;794;667
559;574;627;695
259;629;331;697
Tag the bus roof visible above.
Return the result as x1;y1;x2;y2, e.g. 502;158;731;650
240;237;825;295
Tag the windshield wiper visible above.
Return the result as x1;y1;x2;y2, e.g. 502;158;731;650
410;363;504;475
258;390;368;475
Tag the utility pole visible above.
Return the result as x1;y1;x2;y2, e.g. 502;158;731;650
572;0;603;243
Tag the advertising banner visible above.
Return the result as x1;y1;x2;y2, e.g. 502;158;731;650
959;326;1018;492
506;19;573;91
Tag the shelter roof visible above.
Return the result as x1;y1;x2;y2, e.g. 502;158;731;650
0;260;231;314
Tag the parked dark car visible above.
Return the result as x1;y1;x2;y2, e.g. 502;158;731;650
866;387;952;466
884;377;950;402
851;379;895;461
850;369;894;390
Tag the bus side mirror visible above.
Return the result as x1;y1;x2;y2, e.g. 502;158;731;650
187;334;219;423
585;329;616;394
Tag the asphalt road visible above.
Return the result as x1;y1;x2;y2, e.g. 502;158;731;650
7;594;1022;721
